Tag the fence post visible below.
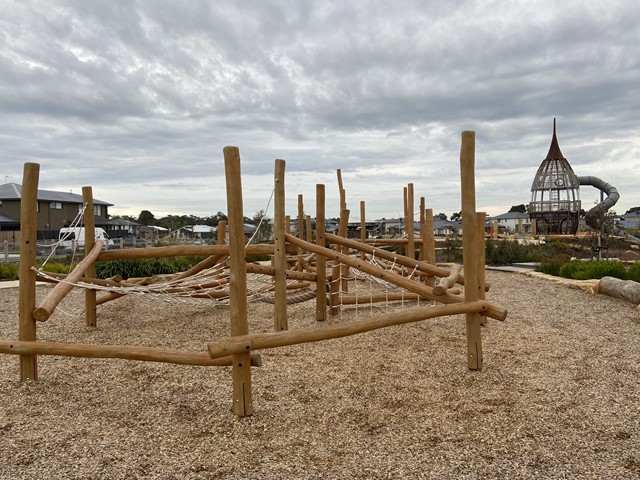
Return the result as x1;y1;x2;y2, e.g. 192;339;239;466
460;131;483;370
274;159;287;331
224;146;253;417
82;186;97;327
19;162;40;380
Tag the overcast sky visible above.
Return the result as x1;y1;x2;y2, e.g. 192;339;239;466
1;0;638;222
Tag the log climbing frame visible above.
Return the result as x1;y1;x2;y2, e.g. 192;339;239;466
2;132;507;417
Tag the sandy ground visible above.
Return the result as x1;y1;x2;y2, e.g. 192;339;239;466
0;270;638;479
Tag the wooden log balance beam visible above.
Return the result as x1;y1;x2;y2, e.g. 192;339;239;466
97;243;296;261
325;233;489;292
0;340;262;367
286;233;506;321
433;264;462;296
208;300;496;358
33;240;104;322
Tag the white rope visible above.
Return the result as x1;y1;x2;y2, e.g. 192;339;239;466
245;187;275;246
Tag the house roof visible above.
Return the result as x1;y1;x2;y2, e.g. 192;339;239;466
109;219;141;227
0;183;112;206
492;212;530;220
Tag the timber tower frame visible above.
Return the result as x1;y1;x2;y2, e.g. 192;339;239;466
529;119;581;234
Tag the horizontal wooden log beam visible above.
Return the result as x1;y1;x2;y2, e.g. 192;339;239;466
97;243;295;261
0;340;262;367
208;301;492;358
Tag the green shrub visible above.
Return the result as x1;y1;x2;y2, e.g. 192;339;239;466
537;254;571;276
0;263;19;280
96;257;204;280
485;240;540;266
625;263;640;282
559;260;627;280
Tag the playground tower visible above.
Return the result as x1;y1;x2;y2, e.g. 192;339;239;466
529;119;581;234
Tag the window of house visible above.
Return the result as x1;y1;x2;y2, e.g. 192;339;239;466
50;202;62;210
94;205;102;216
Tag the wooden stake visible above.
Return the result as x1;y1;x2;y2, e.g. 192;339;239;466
360;201;366;260
273;159;287;331
338;208;350;292
460;131;483;370
224;146;253;417
406;183;415;260
18;162;39;381
82;186;97;327
315;184;327;321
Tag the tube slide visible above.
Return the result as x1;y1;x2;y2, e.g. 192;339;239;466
577;176;619;230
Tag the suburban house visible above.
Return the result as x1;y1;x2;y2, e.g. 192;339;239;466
490;211;531;233
0;182;112;241
173;224;216;241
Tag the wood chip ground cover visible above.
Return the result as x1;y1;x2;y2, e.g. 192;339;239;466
0;271;638;479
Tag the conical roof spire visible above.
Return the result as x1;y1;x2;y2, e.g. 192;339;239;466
545;118;564;160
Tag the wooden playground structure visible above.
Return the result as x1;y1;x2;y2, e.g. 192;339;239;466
1;131;507;417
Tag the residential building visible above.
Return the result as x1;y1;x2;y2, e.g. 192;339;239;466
0;182;112;240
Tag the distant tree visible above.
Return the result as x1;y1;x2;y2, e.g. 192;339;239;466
508;204;527;213
137;210;155;225
436;213;448;221
250;210;273;243
450;211;462;221
625;206;640;214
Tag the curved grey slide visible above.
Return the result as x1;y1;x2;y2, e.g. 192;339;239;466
577;176;619;230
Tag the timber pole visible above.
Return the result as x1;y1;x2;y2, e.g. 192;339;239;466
224;146;253;417
477;212;487;326
315;184;327;321
19;162;40;380
82;186;97;327
406;183;415;260
460;131;483;370
274;159;287;331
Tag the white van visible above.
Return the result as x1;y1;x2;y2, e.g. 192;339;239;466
58;227;114;250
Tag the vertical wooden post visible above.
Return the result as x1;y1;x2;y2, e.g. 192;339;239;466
297;194;304;241
82;186;97;327
419;197;426;261
216;220;226;280
223;146;253;416
336;169;346;211
476;212;487;326
305;215;312;243
460;131;483;370
315;184;327;321
424;208;436;287
273;160;287;332
492;219;499;239
406;183;415;260
338;208;350;292
19;162;39;381
531;218;537;236
360;201;366;259
297;194;304;271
